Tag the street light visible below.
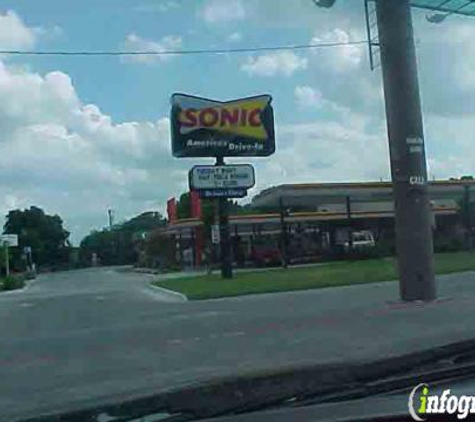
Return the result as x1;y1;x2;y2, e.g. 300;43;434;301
426;12;450;23
425;0;475;23
312;0;336;8
425;0;453;22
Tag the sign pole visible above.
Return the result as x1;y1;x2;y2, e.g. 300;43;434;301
4;243;9;277
216;156;233;279
376;0;436;301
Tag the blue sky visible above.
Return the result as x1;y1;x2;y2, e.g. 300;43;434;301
0;0;474;243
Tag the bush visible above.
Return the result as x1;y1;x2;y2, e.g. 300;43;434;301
141;232;179;271
1;275;25;291
162;262;182;273
434;237;466;253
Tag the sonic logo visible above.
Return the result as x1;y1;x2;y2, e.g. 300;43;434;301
176;96;270;140
179;107;262;128
170;93;275;158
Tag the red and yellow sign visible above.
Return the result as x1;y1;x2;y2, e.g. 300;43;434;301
170;94;275;158
178;97;269;140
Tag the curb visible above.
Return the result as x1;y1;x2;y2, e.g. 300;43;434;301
149;284;188;301
0;272;37;295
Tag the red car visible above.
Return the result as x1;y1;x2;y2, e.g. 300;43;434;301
251;241;282;266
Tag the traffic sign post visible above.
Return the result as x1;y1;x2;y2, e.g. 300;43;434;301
2;234;18;247
4;243;8;277
1;234;18;277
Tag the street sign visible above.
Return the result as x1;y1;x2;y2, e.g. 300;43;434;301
1;234;18;247
189;165;255;190
170;93;275;157
198;188;248;199
211;224;220;244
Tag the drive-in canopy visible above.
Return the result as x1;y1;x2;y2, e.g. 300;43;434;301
410;0;475;17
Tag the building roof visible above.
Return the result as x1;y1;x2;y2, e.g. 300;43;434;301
411;0;475;18
160;205;457;235
251;180;475;209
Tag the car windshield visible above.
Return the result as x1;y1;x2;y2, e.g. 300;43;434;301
0;1;475;421
353;234;368;242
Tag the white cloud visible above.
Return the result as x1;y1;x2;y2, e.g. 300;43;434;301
310;28;363;72
122;33;182;64
424;113;475;179
227;32;242;43
199;0;246;24
0;10;37;50
294;85;323;109
251;113;390;192
33;24;63;40
241;51;308;77
0;59;188;244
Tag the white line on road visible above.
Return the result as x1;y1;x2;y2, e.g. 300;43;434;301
222;331;246;338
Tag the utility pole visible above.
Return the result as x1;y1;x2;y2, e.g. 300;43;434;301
216;157;233;279
376;0;436;301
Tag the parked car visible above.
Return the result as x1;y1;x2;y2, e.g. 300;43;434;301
343;230;376;252
251;240;281;266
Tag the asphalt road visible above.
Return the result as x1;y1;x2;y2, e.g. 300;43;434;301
2;267;475;420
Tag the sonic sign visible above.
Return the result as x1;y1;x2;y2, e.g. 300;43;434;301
170;93;275;157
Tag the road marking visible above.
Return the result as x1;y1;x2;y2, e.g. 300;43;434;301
20;302;33;308
222;331;246;338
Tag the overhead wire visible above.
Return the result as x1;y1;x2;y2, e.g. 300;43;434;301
0;40;367;57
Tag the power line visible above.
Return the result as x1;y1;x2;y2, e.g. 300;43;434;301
0;40;367;57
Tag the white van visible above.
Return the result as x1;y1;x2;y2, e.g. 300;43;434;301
343;230;376;251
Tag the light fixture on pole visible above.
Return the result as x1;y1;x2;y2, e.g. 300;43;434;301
425;0;475;23
312;0;336;8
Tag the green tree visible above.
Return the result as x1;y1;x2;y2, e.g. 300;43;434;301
79;211;166;266
3;206;71;270
139;231;178;270
176;192;191;219
121;211;166;233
